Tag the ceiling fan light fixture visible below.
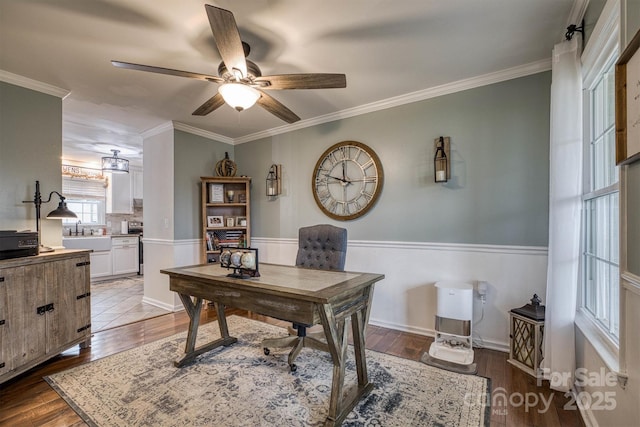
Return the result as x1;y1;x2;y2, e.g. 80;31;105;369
218;83;260;111
101;149;129;173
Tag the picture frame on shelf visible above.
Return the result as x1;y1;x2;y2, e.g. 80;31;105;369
209;184;224;203
236;216;247;227
207;215;224;227
226;217;235;227
238;192;247;203
615;28;640;165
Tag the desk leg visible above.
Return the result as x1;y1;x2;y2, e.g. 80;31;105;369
319;303;373;427
174;293;237;367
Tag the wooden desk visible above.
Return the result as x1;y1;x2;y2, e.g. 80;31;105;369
160;263;384;427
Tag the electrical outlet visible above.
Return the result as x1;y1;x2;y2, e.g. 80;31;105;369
477;281;488;296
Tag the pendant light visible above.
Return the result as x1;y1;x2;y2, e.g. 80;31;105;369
102;149;129;173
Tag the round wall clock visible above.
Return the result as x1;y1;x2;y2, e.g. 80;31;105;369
312;140;384;221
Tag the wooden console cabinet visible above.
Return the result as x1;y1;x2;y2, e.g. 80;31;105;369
0;249;92;384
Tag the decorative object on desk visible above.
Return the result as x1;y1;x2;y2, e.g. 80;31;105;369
312;141;384;221
226;190;235;203
226;217;235;227
215;152;237;177
22;180;77;253
508;294;545;377
44;317;490;427
615;28;640;165
219;247;260;278
209;183;224;202
238;192;247;203
266;164;281;197
101;149;129;173
434;136;450;183
207;216;223;227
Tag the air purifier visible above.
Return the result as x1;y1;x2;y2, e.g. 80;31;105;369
421;281;476;374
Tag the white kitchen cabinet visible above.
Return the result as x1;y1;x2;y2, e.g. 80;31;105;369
90;251;112;279
132;170;143;199
111;236;139;275
106;172;132;214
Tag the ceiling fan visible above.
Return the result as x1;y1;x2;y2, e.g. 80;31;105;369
112;5;346;124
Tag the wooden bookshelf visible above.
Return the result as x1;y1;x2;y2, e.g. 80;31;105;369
201;176;251;264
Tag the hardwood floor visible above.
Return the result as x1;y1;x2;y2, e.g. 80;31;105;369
0;309;585;427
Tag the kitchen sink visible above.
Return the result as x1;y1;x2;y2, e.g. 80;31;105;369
62;236;112;251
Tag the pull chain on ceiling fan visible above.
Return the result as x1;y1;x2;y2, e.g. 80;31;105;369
112;5;346;123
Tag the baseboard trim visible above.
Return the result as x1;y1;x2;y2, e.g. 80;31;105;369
142;296;184;312
369;317;509;353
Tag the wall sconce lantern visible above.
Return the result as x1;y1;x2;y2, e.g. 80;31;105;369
266;164;281;197
23;180;78;252
434;136;450;183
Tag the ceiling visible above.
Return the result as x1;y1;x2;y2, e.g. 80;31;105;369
0;0;579;168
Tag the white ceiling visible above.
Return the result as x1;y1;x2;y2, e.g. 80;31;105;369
0;0;579;168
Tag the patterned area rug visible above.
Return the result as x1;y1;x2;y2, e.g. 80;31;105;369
46;316;490;426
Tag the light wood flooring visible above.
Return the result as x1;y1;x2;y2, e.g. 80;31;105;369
0;308;585;427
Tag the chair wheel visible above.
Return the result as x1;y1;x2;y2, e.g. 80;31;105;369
263;347;270;355
290;363;297;372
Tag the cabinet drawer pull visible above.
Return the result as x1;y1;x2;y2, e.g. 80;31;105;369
76;292;91;300
0;362;4;369
0;277;4;282
0;319;5;326
77;323;91;333
76;261;90;267
46;303;55;312
37;305;46;315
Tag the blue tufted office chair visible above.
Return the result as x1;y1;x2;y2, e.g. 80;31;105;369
262;224;347;372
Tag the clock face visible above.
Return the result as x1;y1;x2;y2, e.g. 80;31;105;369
312;141;384;221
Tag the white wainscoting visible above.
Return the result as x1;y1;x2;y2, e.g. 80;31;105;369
253;237;548;352
141;238;201;312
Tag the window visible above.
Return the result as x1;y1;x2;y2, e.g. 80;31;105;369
62;177;106;226
63;200;104;225
582;55;619;341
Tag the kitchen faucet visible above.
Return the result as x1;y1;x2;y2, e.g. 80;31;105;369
75;220;82;236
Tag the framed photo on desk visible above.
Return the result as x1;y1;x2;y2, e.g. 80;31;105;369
615;28;640;165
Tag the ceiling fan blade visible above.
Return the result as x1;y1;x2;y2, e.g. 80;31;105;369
256;91;301;123
205;5;247;79
255;74;346;90
192;93;226;116
111;60;223;83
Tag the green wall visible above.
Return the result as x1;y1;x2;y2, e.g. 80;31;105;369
236;72;551;246
173;129;234;240
0;81;63;246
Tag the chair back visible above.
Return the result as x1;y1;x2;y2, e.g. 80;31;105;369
295;224;347;271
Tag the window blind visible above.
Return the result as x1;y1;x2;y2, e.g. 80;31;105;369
63;177;107;199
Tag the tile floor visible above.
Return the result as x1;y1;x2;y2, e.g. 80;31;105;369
91;275;172;332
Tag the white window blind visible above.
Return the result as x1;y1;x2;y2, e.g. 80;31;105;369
63;177;107;199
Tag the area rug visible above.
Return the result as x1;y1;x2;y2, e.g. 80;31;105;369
45;316;490;426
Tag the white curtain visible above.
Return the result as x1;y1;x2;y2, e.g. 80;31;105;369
542;38;582;393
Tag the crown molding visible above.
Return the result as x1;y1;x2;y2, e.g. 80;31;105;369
0;69;70;98
141;121;174;139
172;121;234;145
235;58;551;144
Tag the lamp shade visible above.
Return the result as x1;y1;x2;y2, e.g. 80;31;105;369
218;83;260;111
102;149;129;173
46;199;77;219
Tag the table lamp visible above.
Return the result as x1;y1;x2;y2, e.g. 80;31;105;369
23;180;77;252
